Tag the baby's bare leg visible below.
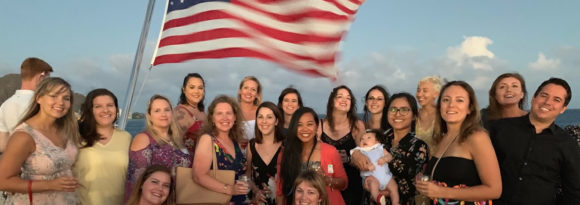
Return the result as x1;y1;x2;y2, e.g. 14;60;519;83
364;176;380;201
385;178;399;205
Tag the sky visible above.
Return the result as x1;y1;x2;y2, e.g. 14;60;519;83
1;0;579;116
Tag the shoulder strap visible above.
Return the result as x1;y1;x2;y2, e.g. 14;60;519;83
210;136;219;177
429;134;459;179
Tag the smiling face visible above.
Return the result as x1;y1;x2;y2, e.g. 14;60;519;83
333;88;352;113
296;113;317;144
92;95;117;127
182;77;204;106
213;102;235;133
294;181;321;205
366;89;385;115
440;85;471;125
257;107;277;136
238;79;259;104
140;171;171;205
530;83;568;123
282;93;300;116
37;85;71;119
495;77;524;107
149;99;173;129
416;81;439;107
387;97;414;131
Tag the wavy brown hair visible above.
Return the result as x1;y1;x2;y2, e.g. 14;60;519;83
486;73;527;121
325;85;361;134
432;81;483;144
203;95;245;143
293;170;329;205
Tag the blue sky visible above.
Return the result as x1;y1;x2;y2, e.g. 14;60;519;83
1;0;579;114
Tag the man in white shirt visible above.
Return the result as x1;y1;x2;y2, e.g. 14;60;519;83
0;57;53;154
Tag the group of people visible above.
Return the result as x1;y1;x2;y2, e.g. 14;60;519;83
0;57;578;205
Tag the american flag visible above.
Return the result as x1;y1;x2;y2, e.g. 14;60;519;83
151;0;365;79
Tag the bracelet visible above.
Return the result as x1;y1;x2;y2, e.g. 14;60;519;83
28;180;33;204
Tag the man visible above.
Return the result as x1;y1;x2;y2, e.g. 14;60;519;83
0;57;53;154
489;77;580;204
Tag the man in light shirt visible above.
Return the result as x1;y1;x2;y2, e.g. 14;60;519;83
0;57;53;155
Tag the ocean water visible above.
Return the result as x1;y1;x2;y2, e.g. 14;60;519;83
123;109;580;137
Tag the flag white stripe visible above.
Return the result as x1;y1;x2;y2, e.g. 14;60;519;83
164;2;353;36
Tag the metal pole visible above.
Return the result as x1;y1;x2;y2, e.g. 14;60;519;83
119;0;157;130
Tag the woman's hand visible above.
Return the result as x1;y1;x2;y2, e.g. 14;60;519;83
232;181;250;195
47;176;79;192
252;188;270;203
351;150;373;171
415;179;444;198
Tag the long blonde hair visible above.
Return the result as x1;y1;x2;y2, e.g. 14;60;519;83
145;95;185;150
17;77;79;144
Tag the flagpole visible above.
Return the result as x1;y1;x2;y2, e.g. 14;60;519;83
119;0;157;130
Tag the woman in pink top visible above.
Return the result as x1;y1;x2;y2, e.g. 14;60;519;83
276;107;347;205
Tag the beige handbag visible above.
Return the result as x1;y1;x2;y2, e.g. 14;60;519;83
176;139;235;205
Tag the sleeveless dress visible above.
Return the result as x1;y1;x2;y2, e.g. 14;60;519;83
125;131;192;201
213;137;247;204
6;123;78;205
320;122;363;205
249;139;281;205
176;104;204;156
425;157;490;205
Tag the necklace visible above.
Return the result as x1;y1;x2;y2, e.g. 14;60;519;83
159;136;175;147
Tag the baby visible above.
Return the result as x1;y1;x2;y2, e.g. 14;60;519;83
351;129;399;205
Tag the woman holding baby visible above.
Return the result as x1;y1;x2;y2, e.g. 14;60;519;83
352;92;430;205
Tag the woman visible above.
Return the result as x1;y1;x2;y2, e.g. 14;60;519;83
318;85;365;204
416;81;502;204
353;93;430;205
415;76;442;153
193;95;249;204
277;87;303;136
0;77;79;204
481;73;527;129
238;76;262;147
125;95;192;201
175;73;207;155
277;107;348;205
293;171;330;205
247;102;284;205
74;88;131;204
363;85;390;131
126;165;174;205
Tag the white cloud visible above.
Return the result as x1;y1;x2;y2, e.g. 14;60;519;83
528;52;561;70
447;36;495;71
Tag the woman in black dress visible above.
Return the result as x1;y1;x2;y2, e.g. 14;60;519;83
246;102;284;205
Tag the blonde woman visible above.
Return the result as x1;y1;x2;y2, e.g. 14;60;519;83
415;76;442;152
0;77;79;204
237;76;262;147
125;95;192;201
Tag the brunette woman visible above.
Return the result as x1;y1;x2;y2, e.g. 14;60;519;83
247;102;284;204
363;85;390;131
481;73;527;129
416;81;501;204
175;73;207;155
318;85;365;204
277;107;348;205
277;87;303;136
75;88;131;204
